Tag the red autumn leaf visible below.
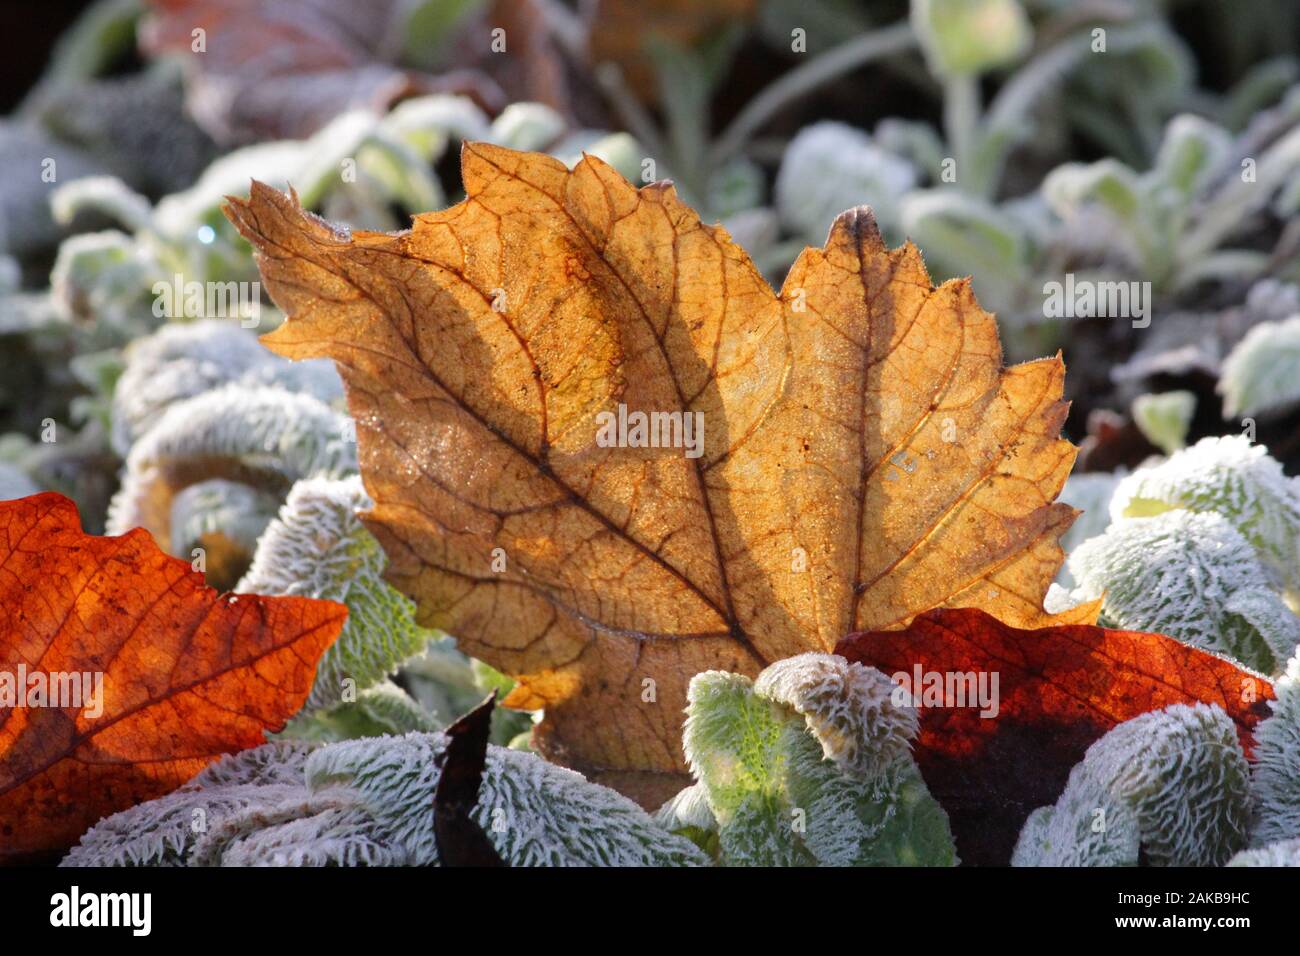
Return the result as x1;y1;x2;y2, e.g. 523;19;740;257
0;493;346;863
835;607;1275;866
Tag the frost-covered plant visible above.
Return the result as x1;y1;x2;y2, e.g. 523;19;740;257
65;736;708;867
237;476;438;712
61;742;317;867
1229;838;1300;866
278;681;440;744
657;654;956;866
775;122;917;244
49;229;160;335
1066;509;1299;673
1250;648;1300;846
1058;436;1300;674
111;319;341;456
902;99;1300;325
106;384;356;586
1012;704;1251;867
1109;435;1300;598
1219;314;1300;419
1040;114;1236;292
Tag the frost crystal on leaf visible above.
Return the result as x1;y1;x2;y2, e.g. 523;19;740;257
1250;649;1300;847
673;656;954;866
1067;509;1299;673
237;476;437;712
1012;704;1250;867
1109;435;1300;597
61;742;315;866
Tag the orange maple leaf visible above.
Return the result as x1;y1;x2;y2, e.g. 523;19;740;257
0;493;345;863
227;143;1087;805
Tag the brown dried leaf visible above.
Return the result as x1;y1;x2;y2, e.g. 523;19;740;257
227;143;1082;804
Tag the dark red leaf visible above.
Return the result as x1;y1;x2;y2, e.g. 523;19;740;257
835;607;1275;866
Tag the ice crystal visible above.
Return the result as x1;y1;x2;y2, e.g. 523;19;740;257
673;655;955;866
237;476;437;711
1012;704;1251;867
1067;509;1299;673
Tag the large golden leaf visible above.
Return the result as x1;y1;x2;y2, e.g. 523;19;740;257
227;143;1083;804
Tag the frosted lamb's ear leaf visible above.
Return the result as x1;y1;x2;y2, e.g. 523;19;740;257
111;319;342;457
1067;509;1299;673
67;735;707;866
1131;390;1195;455
752;652;917;780
774;122;917;243
1010;788;1140;868
1219;315;1300;419
1012;704;1250;867
1109;435;1300;597
304;734;709;866
50;231;161;331
1250;649;1300;847
676;657;955;866
61;742;316;866
237;476;439;712
106;384;356;555
189;741;316;789
188;794;391;867
1229;837;1300;866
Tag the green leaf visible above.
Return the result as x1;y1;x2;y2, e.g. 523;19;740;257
675;654;955;866
238;476;438;711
